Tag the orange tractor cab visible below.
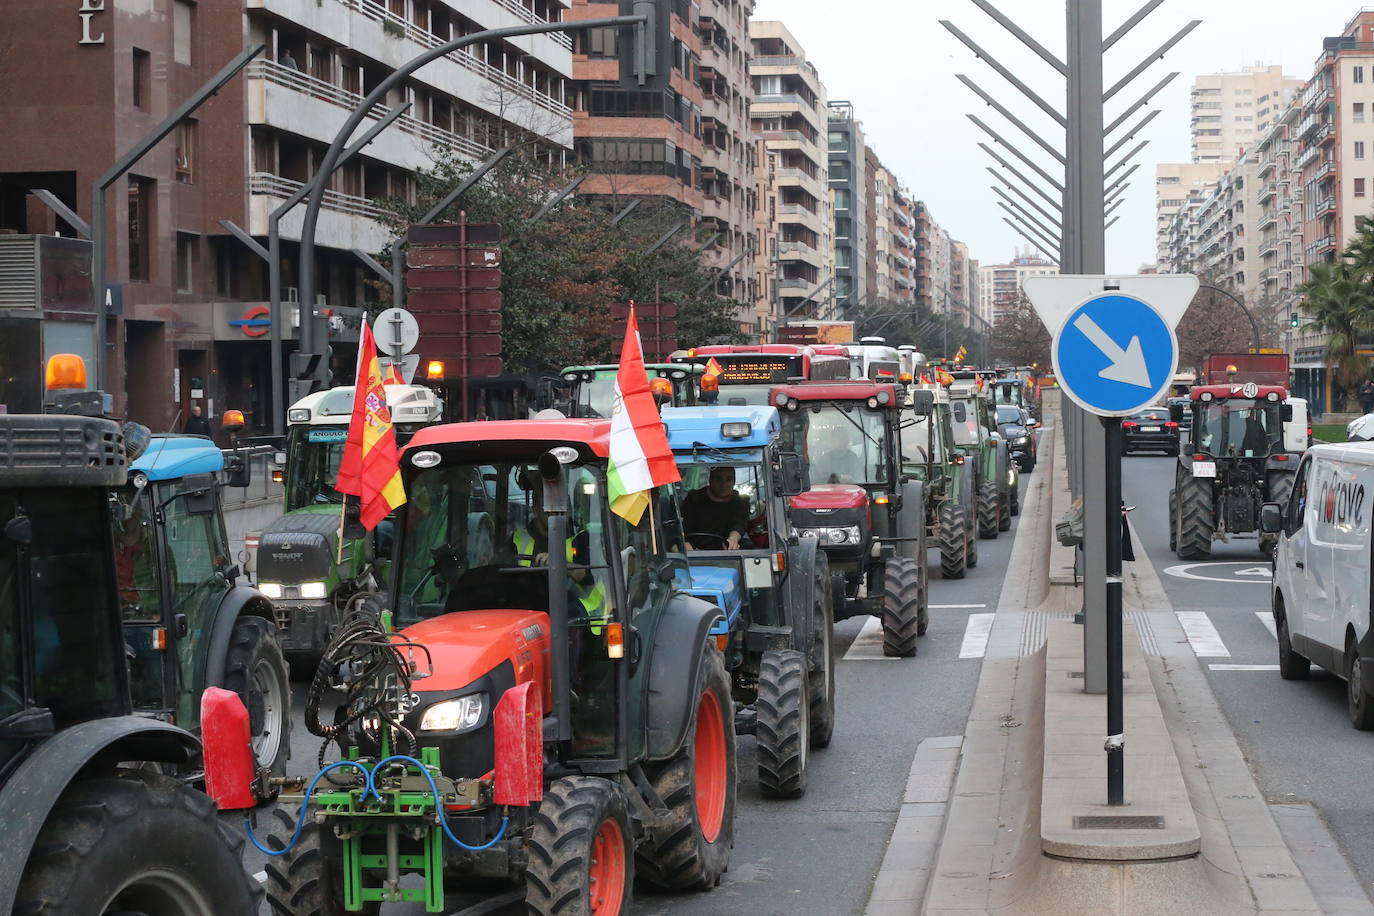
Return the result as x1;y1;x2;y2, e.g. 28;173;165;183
769;380;929;656
205;418;735;914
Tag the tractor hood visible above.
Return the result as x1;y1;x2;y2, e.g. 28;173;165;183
401;609;551;700
789;484;869;511
257;510;339;583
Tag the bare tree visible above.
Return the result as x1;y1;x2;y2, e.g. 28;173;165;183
991;291;1050;367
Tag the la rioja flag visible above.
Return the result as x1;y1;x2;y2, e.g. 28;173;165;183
608;304;679;524
336;319;407;530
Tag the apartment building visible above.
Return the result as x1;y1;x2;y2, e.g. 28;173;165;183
827;101;868;311
750;20;831;320
1191;65;1303;163
1155;162;1227;264
979;250;1057;330
0;0;575;427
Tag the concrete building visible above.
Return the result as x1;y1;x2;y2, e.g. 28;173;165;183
750;20;831;321
1155;162;1227;264
0;0;575;428
1191;65;1303;164
979;249;1058;330
827;101;867;312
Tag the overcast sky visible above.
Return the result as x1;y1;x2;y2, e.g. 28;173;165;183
750;0;1365;273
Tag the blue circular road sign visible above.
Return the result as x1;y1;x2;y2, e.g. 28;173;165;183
1051;293;1178;417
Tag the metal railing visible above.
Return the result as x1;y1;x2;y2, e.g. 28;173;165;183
250;172;389;221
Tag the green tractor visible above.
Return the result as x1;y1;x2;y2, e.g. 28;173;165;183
901;386;978;579
206;417;736;914
948;384;1017;539
0;403;260;915
258;383;443;672
559;363;703;417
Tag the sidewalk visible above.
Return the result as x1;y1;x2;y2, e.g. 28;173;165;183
865;392;1372;915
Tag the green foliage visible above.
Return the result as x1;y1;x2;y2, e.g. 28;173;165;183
1297;260;1374;395
371;147;747;374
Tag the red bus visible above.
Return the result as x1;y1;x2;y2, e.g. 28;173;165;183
674;344;850;405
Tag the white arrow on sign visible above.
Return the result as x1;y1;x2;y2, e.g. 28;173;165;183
1071;314;1151;388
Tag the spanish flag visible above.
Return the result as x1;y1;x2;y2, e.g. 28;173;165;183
336;320;406;530
705;356;724;378
382;362;405;385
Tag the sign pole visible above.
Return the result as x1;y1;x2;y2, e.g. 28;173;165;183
1104;414;1124;804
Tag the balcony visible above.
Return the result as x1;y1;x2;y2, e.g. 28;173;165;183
246;61;494;171
1258;181;1277;202
1314;195;1337;218
1258;209;1278;230
778;240;822;267
248;172;391;252
1295;144;1321;170
1315;159;1336;182
1311;234;1337;255
774;167;823;194
1259;238;1279;258
777;203;823;231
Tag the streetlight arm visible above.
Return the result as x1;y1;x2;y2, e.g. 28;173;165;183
1200;284;1262;353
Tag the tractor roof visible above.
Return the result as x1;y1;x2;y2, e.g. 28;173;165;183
768;380;898;404
406;419;612;458
1190;385;1288;401
662;406;780;451
289;384;442;426
561;363;702;379
131;435;224;481
689;344;811;356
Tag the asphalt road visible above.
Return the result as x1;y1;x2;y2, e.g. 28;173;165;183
242;481;1026;914
1124;453;1374;899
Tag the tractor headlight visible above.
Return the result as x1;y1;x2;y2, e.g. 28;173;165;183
259;582;283;599
826;526;862;544
288;408;310;422
299;581;328;600
420;693;487;732
798;528;821;539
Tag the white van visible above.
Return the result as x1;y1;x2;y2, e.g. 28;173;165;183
1263;442;1374;728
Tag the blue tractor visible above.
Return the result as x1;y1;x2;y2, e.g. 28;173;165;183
114;434;291;776
663;406;834;798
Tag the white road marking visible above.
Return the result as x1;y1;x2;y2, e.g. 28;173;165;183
931;603;987;609
959;613;996;659
1176;611;1231;657
253;870;266;884
1256;611;1278;640
1163;562;1272;584
1209;664;1280;671
843;616;898;661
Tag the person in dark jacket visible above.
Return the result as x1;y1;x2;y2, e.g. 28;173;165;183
183;404;211;437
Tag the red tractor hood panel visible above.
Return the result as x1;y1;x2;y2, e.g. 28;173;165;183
401;609;551;705
790;484;870;510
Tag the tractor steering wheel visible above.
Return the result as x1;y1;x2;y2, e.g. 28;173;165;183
686;532;731;550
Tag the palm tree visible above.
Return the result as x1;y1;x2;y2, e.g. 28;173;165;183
1299;260;1374;407
1342;214;1374;276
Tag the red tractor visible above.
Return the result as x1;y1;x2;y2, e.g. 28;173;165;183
770;381;928;656
205;419;736;914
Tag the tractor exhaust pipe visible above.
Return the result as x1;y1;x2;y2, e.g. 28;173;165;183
539;450;573;744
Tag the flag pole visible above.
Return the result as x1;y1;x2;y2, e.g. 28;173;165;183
336;498;347;565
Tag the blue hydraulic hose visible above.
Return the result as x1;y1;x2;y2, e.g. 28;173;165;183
245;759;372;857
373;755;509;852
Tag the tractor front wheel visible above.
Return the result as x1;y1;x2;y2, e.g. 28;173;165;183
808;553;837;749
998;492;1012;531
527;777;634;915
756;649;810;798
636;646;735;890
938;503;968;580
1175;473;1214;560
222;615;291;777
882;557;922;658
977;481;1000;540
15;771;260;916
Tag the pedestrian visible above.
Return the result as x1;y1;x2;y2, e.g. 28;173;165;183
1359;377;1374;416
280;48;299;71
183;404;212;437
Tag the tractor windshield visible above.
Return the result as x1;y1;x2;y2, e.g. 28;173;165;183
572;375;618;419
901;414;944;472
394;460;611;625
950;399;982;447
780;404;890;486
673;460;770;550
284;426;347;510
1194;399;1283;458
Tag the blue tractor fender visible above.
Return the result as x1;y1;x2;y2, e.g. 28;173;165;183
203;585;278;689
0;717;200;916
677;565;745;638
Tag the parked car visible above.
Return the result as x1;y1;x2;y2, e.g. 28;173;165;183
1262;442;1374;728
995;404;1037;472
1122;407;1180;455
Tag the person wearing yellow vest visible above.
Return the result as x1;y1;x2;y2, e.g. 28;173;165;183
512;496;609;633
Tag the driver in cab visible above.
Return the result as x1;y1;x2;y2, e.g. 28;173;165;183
681;466;748;551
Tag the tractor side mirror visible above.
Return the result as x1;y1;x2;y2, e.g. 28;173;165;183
778;453;809;497
3;515;32;545
224;454;251;489
1260;502;1284;534
910;389;935;417
182;474;216;515
1169;403;1184;424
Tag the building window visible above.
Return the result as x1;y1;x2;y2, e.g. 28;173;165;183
175;121;195;183
833;189;851;211
1357;178;1367;197
173;1;193;66
176;233;197;292
127;177;152;283
1357;102;1366;122
132;48;150;110
1358;141;1367;160
1356;66;1366;84
828;131;846;152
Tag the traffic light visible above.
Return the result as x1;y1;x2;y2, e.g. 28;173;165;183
619;0;670;90
288;352;322;404
1289;313;1300;328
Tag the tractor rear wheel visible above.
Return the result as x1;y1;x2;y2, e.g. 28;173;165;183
998;492;1012;531
635;646;735;890
264;804;374;916
977;481;1000;540
1262;472;1295;558
527;776;634;915
882;557;921;658
938;503;968;580
222;615;291;778
1175;473;1214;560
1010;480;1021;517
755;649;810;798
15;771;260;916
966;513;979;568
808;553;837;749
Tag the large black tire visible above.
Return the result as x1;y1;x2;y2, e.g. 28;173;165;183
881;557;921;658
1010;480;1021;517
998;492;1013;531
636;647;735;889
755;649;810;798
977;481;1000;540
16;770;261;915
966;514;979;568
808;553;837;749
222;614;291;777
1168;489;1177;551
938;502;968;580
1175;473;1214;560
1275;597;1309;681
1262;472;1296;557
1348;636;1374;731
265;804;376;916
527;777;634;915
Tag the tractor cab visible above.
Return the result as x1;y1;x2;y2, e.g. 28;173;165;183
902;386;977;579
1182;386;1289;460
948;383;1015;538
560;363;703;418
